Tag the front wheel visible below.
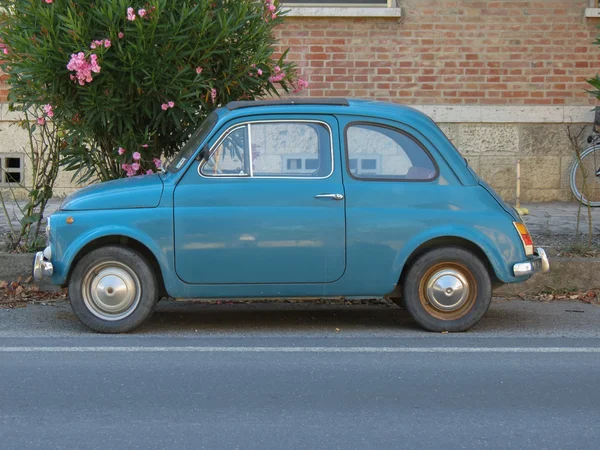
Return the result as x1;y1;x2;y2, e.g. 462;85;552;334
402;247;492;332
68;245;159;333
570;146;600;207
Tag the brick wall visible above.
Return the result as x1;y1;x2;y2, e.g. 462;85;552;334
275;0;600;105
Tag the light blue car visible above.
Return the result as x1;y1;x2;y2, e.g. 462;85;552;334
33;99;549;333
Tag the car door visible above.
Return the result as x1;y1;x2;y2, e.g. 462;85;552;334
173;115;346;284
338;115;445;291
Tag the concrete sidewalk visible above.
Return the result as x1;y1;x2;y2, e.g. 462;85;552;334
0;199;599;236
522;202;600;235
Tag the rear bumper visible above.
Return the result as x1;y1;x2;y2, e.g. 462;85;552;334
513;247;550;277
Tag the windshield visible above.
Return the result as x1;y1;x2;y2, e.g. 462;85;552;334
166;112;219;173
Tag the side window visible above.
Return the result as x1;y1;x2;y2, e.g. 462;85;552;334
201;126;249;176
250;122;332;177
346;124;437;181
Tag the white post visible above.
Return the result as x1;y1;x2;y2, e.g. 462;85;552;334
516;159;521;208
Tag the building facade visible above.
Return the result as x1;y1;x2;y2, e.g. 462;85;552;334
274;0;600;202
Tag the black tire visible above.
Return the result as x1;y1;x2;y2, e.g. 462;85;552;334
68;245;159;333
402;247;492;332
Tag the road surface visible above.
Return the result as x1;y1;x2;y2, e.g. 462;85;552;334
1;298;599;449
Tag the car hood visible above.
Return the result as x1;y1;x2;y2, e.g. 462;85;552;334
60;174;164;211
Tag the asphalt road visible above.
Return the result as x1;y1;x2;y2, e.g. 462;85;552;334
1;299;600;450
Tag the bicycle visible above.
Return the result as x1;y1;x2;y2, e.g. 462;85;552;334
570;108;600;207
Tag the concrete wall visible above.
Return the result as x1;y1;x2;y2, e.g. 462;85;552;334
439;121;588;203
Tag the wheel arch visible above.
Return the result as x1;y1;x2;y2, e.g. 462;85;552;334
66;235;167;297
397;236;503;289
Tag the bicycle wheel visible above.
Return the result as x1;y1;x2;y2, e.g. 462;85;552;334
570;145;600;207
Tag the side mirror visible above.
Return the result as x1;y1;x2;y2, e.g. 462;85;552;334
195;144;209;162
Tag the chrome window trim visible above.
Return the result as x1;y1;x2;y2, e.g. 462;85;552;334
248;123;254;177
198;119;335;180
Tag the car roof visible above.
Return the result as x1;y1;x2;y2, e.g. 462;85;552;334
219;98;423;120
226;98;350;110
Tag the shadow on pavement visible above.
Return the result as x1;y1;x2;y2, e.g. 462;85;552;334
138;301;421;334
34;297;598;336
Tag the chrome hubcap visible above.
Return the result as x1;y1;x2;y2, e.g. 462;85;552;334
82;262;141;321
425;269;469;312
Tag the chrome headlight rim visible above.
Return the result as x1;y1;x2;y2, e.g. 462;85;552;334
45;215;51;240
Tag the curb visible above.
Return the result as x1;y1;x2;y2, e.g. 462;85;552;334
495;257;600;296
0;252;57;291
0;252;35;282
1;253;599;295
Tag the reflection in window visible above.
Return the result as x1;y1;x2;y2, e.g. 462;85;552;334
251;122;331;177
202;126;249;176
346;124;436;180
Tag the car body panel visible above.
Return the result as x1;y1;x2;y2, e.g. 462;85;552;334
46;99;534;299
172;115;347;285
60;174;164;211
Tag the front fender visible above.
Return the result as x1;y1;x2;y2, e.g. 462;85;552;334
50;209;173;286
392;223;525;284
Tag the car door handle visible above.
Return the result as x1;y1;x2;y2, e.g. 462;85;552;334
315;193;344;200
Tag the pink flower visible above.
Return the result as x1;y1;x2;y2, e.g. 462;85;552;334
146;170;153;175
257;68;263;76
90;43;96;49
268;4;276;12
43;104;54;118
2;48;8;55
104;40;111;48
121;163;130;171
118;32;125;39
293;78;309;93
45;0;53;3
127;7;136;21
90;54;100;73
133;151;141;161
210;88;217;103
161;103;168;110
274;65;281;73
131;162;140;171
141;144;149;148
271;13;277;19
153;158;162;168
269;71;285;83
37;117;45;125
67;52;101;85
168;101;175;108
196;67;203;75
138;9;146;17
118;147;125;155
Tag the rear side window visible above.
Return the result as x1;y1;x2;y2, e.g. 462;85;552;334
346;123;437;181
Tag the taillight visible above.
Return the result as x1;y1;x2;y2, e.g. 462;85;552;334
514;222;534;256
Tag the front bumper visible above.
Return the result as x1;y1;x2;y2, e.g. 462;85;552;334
513;247;550;277
32;246;53;281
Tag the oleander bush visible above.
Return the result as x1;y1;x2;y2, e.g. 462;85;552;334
0;0;304;182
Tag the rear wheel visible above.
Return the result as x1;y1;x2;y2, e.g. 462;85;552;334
402;247;492;332
68;245;158;333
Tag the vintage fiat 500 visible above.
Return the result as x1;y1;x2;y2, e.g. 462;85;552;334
33;98;549;333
